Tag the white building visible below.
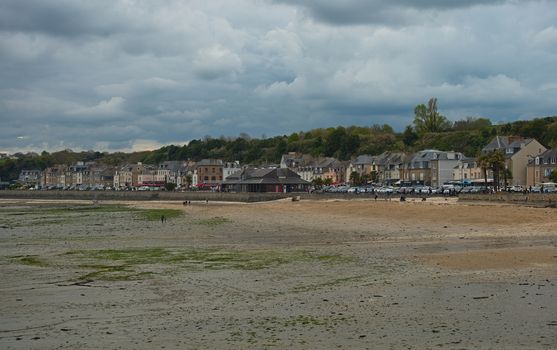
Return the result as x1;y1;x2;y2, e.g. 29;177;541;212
223;161;242;181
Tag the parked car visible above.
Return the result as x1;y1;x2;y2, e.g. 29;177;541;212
397;186;413;194
376;186;394;194
461;186;483;193
414;186;433;194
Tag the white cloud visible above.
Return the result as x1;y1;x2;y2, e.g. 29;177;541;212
255;76;307;97
193;44;243;80
95;78;179;97
131;139;169;152
532;26;557;51
67;97;126;117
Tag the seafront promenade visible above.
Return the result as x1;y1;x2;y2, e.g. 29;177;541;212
1;190;556;206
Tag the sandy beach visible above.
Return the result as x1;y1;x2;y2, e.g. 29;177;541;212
0;198;556;349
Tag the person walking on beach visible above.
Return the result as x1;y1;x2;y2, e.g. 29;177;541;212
161;215;165;224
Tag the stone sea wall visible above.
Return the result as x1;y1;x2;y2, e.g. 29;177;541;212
0;190;290;203
459;193;557;206
1;190;556;205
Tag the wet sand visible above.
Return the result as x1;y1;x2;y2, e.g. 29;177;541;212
0;198;556;349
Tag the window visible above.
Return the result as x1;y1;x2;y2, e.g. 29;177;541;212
552;157;556;164
544;169;551;177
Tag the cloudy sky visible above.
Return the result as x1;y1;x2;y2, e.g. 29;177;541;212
1;0;556;153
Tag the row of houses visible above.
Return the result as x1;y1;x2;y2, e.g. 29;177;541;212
17;136;557;191
282;150;465;187
29;160;243;189
281;135;553;187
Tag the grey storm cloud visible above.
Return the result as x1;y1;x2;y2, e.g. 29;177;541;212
0;0;556;153
0;0;131;37
275;0;516;25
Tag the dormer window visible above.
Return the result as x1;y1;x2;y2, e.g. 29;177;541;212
506;148;513;154
535;157;540;165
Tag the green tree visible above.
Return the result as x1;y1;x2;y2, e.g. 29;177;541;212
164;182;177;191
489;150;506;191
452;117;492;131
477;153;491;187
413;98;450;134
503;168;513;189
325;127;346;157
402;125;418;147
478;150;506;191
312;177;324;188
349;171;361;185
185;174;193;188
370;170;378;183
549;170;557;183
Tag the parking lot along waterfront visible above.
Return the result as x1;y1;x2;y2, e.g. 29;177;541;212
0;198;556;349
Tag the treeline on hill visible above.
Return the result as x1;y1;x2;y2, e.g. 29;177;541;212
1;115;557;181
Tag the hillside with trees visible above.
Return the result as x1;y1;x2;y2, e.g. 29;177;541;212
2;98;557;181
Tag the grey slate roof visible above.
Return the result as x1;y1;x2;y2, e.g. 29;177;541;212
222;167;309;185
482;136;535;155
409;150;463;168
196;159;223;166
159;161;184;172
482;136;510;152
538;148;557;161
508;138;534;149
353;155;376;165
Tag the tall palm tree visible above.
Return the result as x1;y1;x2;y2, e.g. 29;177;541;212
490;150;506;191
477;150;506;191
477;153;490;187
